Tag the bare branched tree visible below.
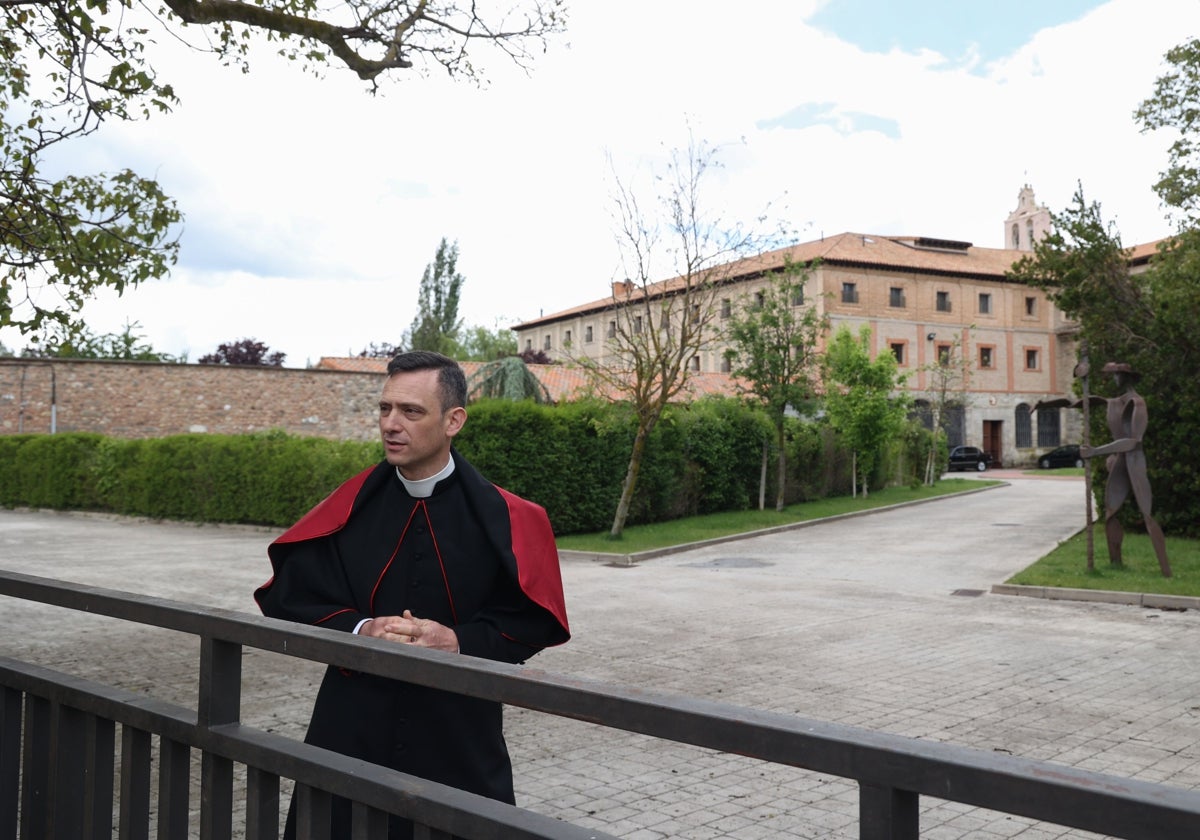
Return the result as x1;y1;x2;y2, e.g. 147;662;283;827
575;133;788;538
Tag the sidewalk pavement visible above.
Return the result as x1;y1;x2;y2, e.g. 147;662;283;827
2;474;1198;839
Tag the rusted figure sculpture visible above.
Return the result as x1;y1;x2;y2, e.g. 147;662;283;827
1041;362;1171;577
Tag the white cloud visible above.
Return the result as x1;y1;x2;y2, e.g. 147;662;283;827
3;0;1195;364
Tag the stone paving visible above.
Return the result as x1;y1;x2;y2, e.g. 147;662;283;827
2;473;1199;838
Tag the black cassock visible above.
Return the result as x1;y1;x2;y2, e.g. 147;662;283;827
255;449;569;839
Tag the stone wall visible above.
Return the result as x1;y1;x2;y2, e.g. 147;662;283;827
0;359;381;441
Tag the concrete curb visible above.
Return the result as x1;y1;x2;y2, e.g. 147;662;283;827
991;582;1199;611
558;479;1006;566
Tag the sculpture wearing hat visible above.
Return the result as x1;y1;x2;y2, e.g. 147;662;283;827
1085;362;1170;575
1037;361;1170;577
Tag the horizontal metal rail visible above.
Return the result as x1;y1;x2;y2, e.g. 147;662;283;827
3;568;1200;838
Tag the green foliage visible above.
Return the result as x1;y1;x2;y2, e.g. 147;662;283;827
822;326;911;495
722;258;828;509
0;431;379;527
2;399;865;535
407;238;464;355
18;321;178;361
467;356;552;403
2;1;564;344
455;323;518;361
1135;37;1200;225
1008;187;1200;538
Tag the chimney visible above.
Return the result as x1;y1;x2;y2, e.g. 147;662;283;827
612;278;634;298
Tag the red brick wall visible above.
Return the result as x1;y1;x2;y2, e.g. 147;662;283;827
0;359;382;441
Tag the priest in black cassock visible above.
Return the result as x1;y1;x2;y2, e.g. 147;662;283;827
255;350;570;839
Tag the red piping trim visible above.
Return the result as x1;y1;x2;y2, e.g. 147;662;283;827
369;502;424;616
424;504;459;625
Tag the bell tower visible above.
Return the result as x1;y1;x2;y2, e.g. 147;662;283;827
1004;184;1051;251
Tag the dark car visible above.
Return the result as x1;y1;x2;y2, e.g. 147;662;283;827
948;445;993;472
1038;444;1083;469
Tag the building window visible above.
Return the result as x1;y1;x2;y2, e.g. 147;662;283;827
979;346;994;369
721;298;731;318
1025;296;1037;317
1015;403;1032;448
689;303;700;324
524;338;532;351
936;343;953;366
889;287;906;307
690;355;700;371
563;330;571;347
607;320;616;339
660;312;670;331
978;292;992;314
890;342;905;365
1037;406;1061;447
585;325;594;343
1027;218;1034;246
842;282;858;304
720;355;731;373
633;316;643;334
791;286;805;306
1025;348;1039;370
754;291;765;309
543;335;551;351
936;290;952;312
1012;223;1020;249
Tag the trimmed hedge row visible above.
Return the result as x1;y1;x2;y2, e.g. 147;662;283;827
0;397;880;535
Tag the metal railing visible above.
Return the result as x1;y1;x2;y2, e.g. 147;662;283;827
3;568;1200;839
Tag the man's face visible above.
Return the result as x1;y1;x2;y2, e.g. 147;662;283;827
378;368;465;480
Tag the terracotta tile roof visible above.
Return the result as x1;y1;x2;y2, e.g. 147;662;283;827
513;231;1032;328
313;358;739;402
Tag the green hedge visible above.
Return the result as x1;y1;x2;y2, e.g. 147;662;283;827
1;397;864;534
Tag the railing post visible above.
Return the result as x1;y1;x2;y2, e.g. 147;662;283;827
199;637;242;840
0;686;21;840
19;695;50;839
859;782;919;840
50;702;87;837
83;714;115;840
119;726;151;840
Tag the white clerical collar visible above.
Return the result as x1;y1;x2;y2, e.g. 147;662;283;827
396;456;455;498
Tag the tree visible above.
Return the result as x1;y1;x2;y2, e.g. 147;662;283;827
407;238;465;355
1134;37;1200;226
576;133;788;538
456;322;517;361
914;333;972;486
467;356;553;403
722;259;827;511
1009;185;1200;538
199;338;285;366
18;321;178;362
822;325;910;498
2;1;564;343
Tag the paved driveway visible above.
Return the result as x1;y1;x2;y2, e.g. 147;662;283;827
2;474;1197;839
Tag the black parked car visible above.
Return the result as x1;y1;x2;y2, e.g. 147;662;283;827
947;445;993;472
1038;444;1083;469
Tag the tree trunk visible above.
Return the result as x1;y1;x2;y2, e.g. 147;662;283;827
759;438;768;511
610;423;650;539
774;421;787;512
852;451;858;498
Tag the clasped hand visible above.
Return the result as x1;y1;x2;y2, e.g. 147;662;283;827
361;609;460;653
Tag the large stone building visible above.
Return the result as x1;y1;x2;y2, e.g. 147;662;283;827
512;187;1107;468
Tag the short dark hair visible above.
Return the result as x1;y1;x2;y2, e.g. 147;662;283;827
386;351;467;411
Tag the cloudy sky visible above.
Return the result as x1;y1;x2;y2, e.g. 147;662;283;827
6;0;1198;366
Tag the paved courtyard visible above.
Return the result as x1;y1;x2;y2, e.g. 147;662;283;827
2;473;1198;838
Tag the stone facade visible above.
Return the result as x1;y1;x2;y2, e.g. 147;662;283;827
0;358;381;441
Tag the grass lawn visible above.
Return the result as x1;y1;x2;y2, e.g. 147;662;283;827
555;478;999;554
1006;530;1200;596
557;470;1200;599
